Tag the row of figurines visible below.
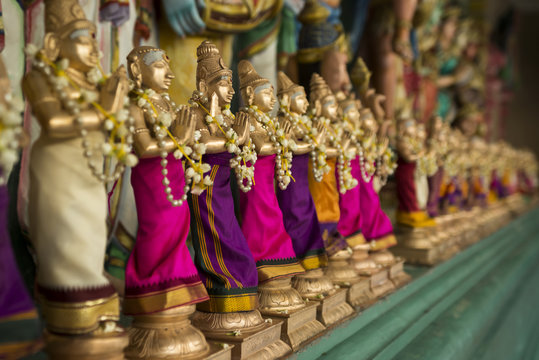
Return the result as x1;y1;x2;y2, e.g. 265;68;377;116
391;113;539;264
8;20;539;359
16;32;410;359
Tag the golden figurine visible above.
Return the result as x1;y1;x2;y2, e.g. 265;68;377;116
21;0;133;357
276;71;356;327
236;60;325;350
122;46;231;360
305;73;364;315
391;117;440;265
187;41;289;360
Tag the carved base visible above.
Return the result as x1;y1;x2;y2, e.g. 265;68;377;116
258;278;306;313
342;277;377;308
369;268;396;298
125;305;211;360
325;250;362;284
192;311;290;359
261;303;325;350
201;321;289;360
291;268;336;300
390;245;438;266
311;288;355;327
387;259;411;289
395;226;437;250
44;328;128;360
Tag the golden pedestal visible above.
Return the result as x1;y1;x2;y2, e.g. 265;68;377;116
258;278;325;350
261;302;324;350
44;327;128;360
324;249;374;308
392;226;441;265
387;258;412;289
292;268;354;327
125;305;231;360
311;288;356;327
350;246;393;302
192;311;291;360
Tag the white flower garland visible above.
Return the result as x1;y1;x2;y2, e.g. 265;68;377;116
132;89;213;206
246;105;296;190
318;112;357;193
375;147;397;187
189;92;257;192
279;103;330;182
27;47;137;183
0;92;24;185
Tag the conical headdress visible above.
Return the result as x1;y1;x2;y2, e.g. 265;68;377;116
309;73;333;103
196;41;232;85
238;60;269;90
277;71;304;97
45;0;95;39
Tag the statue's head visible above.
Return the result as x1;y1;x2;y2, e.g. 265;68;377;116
337;91;360;128
43;0;98;72
238;60;275;113
277;71;308;115
127;47;174;93
310;73;338;121
196;41;234;108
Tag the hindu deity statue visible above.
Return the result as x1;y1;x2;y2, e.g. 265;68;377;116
468;138;490;209
123;46;214;359
0;56;40;359
307;73;360;286
275;71;338;302
394;117;437;251
237;61;328;348
425;115;449;218
236;60;306;312
22;0;135;356
186;40;269;339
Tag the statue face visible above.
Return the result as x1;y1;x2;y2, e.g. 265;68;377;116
253;84;276;113
344;105;360;126
209;76;234;107
140;57;174;93
59;30;99;72
289;91;308;114
321;96;338;121
360;110;378;135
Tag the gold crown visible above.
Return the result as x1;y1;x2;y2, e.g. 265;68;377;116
277;71;304;97
196;40;232;85
238;60;269;90
45;0;95;39
309;73;333;103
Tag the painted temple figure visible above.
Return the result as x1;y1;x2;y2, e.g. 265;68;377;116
124;46;212;359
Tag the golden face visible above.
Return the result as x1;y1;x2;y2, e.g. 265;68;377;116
140;57;174;93
253;84;276;113
321;96;338;121
360;111;378;135
58;30;99;72
209;76;234;107
290;91;308;114
344;105;360;126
